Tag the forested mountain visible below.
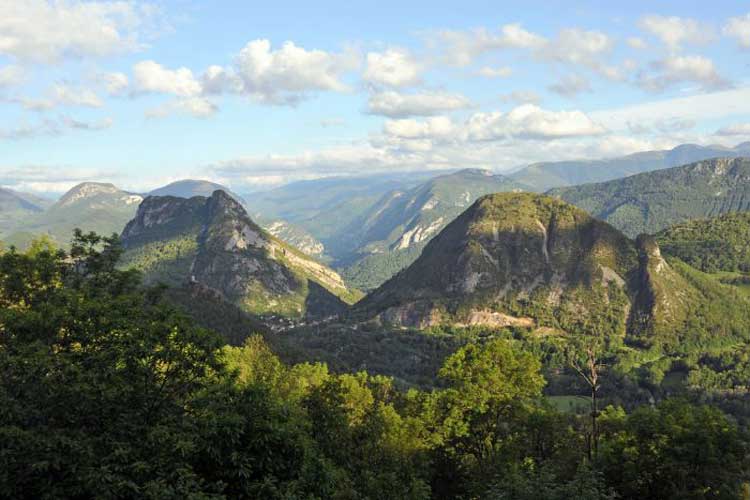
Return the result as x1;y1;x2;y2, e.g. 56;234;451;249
2;182;142;249
357;192;750;352
512;142;750;191
657;212;750;274
339;169;525;290
120;190;360;319
551;157;750;237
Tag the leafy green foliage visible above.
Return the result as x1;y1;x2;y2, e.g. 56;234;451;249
657;212;750;273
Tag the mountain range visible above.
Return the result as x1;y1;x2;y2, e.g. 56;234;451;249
551;157;750;237
511;142;750;191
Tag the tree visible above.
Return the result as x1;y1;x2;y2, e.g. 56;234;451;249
567;331;606;460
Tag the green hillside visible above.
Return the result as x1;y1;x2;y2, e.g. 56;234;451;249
551;157;750;237
121;190;361;320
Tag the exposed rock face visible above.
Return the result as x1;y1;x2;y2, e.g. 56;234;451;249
357;192;707;345
58;182;143;207
122;190;356;319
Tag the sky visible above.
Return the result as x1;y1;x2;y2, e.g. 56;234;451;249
1;0;750;195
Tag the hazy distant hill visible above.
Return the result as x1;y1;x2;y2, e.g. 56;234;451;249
4;182;142;248
149;179;245;202
0;187;53;240
551;157;750;237
511;142;750;191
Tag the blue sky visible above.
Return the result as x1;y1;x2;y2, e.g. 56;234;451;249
1;0;750;194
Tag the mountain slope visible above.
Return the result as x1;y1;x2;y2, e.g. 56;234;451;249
550;157;750;237
120;190;361;320
656;212;750;274
512;142;750;191
357;192;750;351
0;187;52;239
4;182;142;248
150;179;325;258
339;169;525;289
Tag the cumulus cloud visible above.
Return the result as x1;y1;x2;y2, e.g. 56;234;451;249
716;123;750;136
133;60;202;97
363;48;422;87
383;116;455;139
548;74;592;97
366;90;470;117
638;15;714;51
0;0;160;63
723;13;750;49
433;23;546;66
638;55;728;92
465;105;607;141
99;71;129;96
230;39;359;104
477;66;513;78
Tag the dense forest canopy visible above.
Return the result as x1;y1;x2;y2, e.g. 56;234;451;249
1;232;748;499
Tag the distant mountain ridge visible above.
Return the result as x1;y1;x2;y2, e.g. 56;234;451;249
3;182;143;248
551;157;750;237
511;142;750;191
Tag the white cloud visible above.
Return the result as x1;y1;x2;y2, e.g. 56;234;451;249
548;74;592;97
133;60;202;97
539;28;612;66
716;123;750;136
8;83;103;110
52;83;103;107
100;72;129;96
433;23;546;66
500;90;541;105
638;55;728;92
0;0;159;63
627;37;648;50
638;15;714;51
367;90;470;117
363;48;422;87
0;114;111;140
0;65;26;88
231;39;359;104
145;97;217;119
477;66;513;78
0;165;124;194
723;13;750;48
466;104;607;141
383;116;455;139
